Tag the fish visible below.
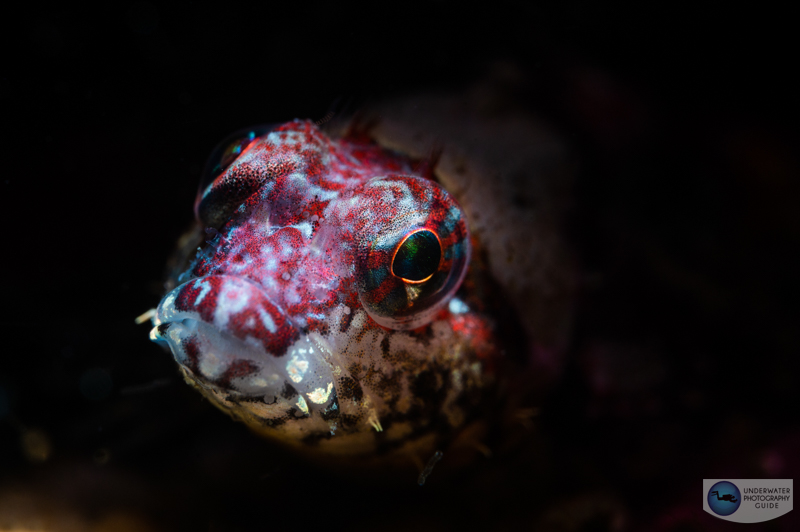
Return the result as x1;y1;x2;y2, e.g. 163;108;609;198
150;81;575;472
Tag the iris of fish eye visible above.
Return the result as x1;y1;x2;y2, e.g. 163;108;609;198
392;230;442;283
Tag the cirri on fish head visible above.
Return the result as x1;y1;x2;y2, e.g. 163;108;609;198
151;119;501;462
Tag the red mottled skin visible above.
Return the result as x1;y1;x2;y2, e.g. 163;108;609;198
151;120;497;462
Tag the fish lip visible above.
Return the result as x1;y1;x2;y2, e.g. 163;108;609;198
153;273;302;361
153;274;341;411
155;272;285;324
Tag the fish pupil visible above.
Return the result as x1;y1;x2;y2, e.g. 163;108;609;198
392;230;441;282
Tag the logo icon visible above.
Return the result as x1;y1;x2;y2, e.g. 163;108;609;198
703;478;792;523
708;481;742;516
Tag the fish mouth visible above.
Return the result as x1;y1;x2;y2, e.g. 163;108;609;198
151;274;337;412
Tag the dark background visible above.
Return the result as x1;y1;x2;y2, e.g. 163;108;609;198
2;2;798;530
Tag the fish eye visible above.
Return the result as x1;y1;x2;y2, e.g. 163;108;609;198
199;124;277;192
352;176;470;330
195;124;277;227
391;229;442;283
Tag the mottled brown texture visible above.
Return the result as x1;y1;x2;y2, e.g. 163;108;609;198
362;77;577;386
